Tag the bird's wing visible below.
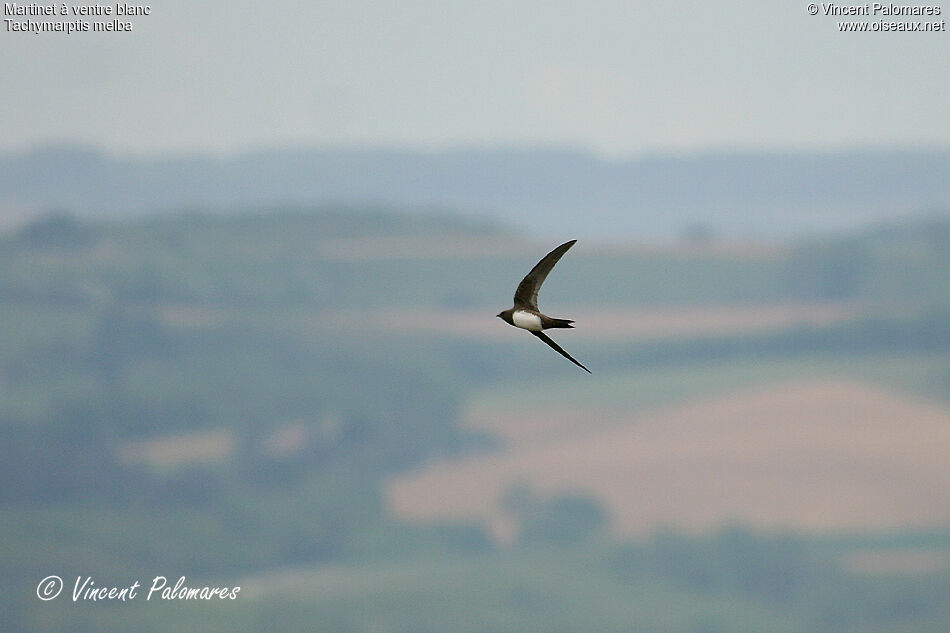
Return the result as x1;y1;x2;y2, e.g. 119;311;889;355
513;240;577;310
530;330;591;373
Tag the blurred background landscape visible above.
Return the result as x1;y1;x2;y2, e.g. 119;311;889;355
4;1;950;631
3;174;950;631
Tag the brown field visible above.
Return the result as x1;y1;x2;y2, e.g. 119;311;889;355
387;380;950;541
116;421;314;469
117;429;235;469
843;549;950;575
314;235;784;262
314;234;526;261
161;300;860;342
325;302;858;341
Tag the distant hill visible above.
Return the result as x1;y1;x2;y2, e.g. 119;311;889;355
2;145;949;239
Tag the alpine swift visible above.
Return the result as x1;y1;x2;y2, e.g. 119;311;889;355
497;239;591;373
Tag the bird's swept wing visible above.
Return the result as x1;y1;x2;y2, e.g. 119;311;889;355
513;240;577;310
530;330;591;373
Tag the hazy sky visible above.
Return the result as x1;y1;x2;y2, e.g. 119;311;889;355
3;0;949;156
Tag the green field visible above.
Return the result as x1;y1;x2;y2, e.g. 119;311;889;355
468;350;950;426
27;538;950;633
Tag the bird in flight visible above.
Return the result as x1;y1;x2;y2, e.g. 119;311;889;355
497;239;591;373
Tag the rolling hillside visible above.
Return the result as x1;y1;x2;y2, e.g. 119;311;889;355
390;376;950;540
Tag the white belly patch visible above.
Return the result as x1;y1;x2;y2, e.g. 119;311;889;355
512;310;543;331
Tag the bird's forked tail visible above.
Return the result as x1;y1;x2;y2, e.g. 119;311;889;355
543;317;575;329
